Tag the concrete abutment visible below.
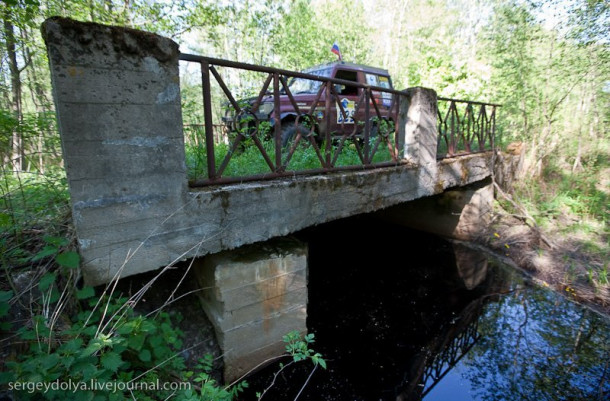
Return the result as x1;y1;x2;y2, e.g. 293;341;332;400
377;178;494;241
193;238;308;382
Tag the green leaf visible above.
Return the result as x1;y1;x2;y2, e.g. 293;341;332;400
140;319;157;333
38;272;56;292
41;353;61;370
48;286;61;304
313;353;327;369
81;325;98;337
31;245;58;261
76;286;95;300
0;370;15;384
80;339;103;357
56;251;80;269
0;290;12;318
61;356;75;370
0;290;12;303
101;352;123;372
128;333;145;351
44;236;69;247
71;361;98;381
138;349;151;362
148;336;163;349
0;212;11;228
61;338;84;353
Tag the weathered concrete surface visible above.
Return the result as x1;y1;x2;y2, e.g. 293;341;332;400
43;17;494;286
377;178;494;241
75;155;492;285
400;87;439;189
194;238;308;382
42;17;188;285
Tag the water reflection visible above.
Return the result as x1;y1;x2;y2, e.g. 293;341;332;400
239;217;610;401
431;270;610;401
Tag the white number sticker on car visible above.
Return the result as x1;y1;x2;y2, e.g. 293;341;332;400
337;98;355;124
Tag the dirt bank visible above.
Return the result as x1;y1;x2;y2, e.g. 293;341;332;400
482;211;609;317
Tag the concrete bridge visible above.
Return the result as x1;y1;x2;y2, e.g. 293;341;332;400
43;17;498;381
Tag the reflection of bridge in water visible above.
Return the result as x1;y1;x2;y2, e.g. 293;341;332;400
400;296;484;400
400;243;491;400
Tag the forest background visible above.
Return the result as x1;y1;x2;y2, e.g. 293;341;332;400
0;0;608;302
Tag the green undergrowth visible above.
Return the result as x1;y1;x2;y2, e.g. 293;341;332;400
185;129;395;181
0;242;324;400
1;169;70;267
508;159;609;288
0;263;248;400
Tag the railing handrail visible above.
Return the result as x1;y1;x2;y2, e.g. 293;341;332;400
179;53;406;96
437;96;502;108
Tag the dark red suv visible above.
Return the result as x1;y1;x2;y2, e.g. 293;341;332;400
224;61;396;146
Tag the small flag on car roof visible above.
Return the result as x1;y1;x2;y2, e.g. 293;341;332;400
331;42;342;61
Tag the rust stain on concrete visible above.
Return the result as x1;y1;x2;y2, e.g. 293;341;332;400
256;259;287;333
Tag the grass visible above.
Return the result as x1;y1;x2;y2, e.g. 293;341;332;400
510;161;609;290
185;132;396;181
0;168;71;271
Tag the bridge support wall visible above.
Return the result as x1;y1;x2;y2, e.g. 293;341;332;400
194;238;308;382
377;179;494;241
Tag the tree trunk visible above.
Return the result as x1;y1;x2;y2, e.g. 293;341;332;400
3;8;24;172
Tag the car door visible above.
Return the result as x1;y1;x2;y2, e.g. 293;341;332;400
331;69;361;137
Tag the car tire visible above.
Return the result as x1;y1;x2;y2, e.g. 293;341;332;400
281;121;311;148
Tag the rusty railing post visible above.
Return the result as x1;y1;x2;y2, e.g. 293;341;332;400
201;60;216;180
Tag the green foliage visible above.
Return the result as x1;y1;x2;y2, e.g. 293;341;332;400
254;331;326;400
0;289;12;330
3;292;181;399
182;355;248;401
283;331;326;369
0;169;69;233
512;158;609;286
272;0;327;70
517;165;608;225
0;265;247;400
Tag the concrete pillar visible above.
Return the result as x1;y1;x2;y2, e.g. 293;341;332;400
378;179;493;241
194;238;308;382
41;17;187;284
399;87;438;168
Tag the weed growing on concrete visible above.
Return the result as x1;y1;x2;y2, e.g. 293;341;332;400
254;331;326;401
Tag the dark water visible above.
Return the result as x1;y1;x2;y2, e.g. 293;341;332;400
239;216;610;401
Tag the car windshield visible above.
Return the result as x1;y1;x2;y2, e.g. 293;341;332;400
287;68;332;94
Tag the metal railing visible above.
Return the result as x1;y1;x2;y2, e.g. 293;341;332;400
180;53;499;186
180;53;405;187
437;97;499;159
